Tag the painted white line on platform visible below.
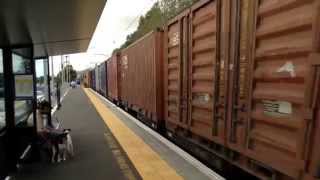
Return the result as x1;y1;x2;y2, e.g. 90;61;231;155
89;89;224;180
19;145;31;160
51;88;70;115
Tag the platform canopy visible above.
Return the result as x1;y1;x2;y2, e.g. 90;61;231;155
0;0;107;58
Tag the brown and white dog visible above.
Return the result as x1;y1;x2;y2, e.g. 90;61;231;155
50;129;74;163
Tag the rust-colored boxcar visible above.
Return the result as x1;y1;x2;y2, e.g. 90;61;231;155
164;0;320;180
107;53;121;102
163;8;191;134
87;70;92;89
82;70;90;88
231;0;320;179
120;30;164;129
164;0;226;143
99;61;107;97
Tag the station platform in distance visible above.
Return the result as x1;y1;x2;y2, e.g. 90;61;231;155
14;88;224;180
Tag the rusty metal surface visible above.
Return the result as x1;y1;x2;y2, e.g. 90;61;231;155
163;0;320;179
164;0;227;143
107;53;121;101
163;0;228;142
99;62;107;97
226;0;251;152
307;96;320;178
82;71;91;88
164;9;190;130
119;30;164;122
188;0;225;144
244;0;319;178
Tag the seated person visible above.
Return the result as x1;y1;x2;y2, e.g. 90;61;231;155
36;100;51;132
37;101;68;162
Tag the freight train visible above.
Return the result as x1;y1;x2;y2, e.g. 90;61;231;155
82;0;320;179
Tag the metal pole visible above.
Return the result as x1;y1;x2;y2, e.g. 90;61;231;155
68;57;70;83
65;56;67;83
51;56;53;80
51;56;54;91
64;55;68;83
47;56;52;126
60;55;64;84
57;55;63;109
66;55;69;83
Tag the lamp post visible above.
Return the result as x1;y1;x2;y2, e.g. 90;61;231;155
65;55;69;83
60;55;63;84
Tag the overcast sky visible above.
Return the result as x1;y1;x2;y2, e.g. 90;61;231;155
50;0;156;75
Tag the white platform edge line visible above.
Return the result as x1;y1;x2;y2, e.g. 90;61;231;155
89;88;225;180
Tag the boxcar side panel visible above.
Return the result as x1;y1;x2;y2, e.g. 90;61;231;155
188;0;227;145
164;10;190;131
226;0;251;151
244;0;319;178
105;61;108;98
100;62;107;97
120;30;163;123
107;54;120;101
91;70;96;90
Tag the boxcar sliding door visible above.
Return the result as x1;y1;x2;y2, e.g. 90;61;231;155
188;0;227;145
164;10;190;132
244;0;320;179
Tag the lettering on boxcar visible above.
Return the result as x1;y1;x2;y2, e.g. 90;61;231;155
122;55;128;70
262;100;292;117
170;32;179;46
194;93;211;104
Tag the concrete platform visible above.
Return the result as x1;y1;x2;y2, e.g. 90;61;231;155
15;88;140;180
14;88;224;180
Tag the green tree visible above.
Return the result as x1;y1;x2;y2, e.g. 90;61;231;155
118;0;197;50
56;64;77;84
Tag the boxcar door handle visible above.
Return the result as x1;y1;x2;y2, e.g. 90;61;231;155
306;53;320;109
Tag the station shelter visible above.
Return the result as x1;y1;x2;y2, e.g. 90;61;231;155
0;0;107;178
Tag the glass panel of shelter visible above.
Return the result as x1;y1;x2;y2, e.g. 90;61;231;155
35;58;50;102
35;57;52;127
11;47;36;129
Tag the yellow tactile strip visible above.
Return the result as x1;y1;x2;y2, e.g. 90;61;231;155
104;132;138;180
84;88;183;180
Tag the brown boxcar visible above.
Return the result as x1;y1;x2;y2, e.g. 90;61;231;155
87;70;93;89
119;30;164;129
164;0;227;143
82;70;90;88
163;8;190;133
164;0;320;180
98;61;107;97
107;53;121;102
232;0;320;179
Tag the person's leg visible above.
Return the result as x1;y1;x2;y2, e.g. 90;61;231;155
55;143;60;162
